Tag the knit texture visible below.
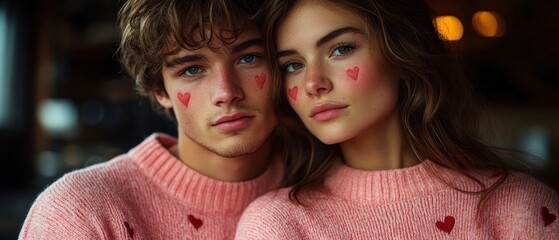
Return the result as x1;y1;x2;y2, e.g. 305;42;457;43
236;160;559;239
19;133;282;240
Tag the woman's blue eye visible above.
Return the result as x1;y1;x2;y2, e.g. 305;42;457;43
184;67;202;76
240;54;259;64
284;62;304;73
332;45;353;56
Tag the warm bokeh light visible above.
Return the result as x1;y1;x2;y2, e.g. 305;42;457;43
435;16;464;41
472;11;505;37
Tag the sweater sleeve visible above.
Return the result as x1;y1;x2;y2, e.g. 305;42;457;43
18;174;104;240
486;174;559;239
235;192;302;239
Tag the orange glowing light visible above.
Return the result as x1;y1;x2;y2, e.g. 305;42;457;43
472;11;505;37
435;16;464;41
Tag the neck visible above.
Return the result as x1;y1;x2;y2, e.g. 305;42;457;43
170;136;274;182
340;112;419;171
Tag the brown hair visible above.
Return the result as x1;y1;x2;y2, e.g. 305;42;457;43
118;0;264;118
264;0;527;209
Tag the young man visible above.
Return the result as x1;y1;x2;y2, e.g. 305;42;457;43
19;0;281;239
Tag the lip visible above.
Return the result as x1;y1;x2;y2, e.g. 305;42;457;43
309;103;347;122
212;112;254;131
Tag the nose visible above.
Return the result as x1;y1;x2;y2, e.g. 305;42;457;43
304;62;332;96
211;67;244;105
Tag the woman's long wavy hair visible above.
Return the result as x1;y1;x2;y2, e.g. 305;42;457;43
264;0;527;209
118;0;263;118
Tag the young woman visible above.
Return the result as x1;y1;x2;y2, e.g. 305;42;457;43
235;0;559;238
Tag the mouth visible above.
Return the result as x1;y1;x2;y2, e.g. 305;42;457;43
212;112;254;131
309;103;347;122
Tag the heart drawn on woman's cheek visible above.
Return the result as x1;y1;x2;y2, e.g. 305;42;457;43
288;86;298;101
177;92;191;108
255;73;266;89
346;66;360;81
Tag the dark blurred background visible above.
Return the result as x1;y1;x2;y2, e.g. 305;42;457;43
0;0;557;239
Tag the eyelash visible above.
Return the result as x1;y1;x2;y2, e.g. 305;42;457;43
180;65;205;78
178;54;261;78
239;54;261;65
281;61;304;75
330;42;356;57
280;42;358;75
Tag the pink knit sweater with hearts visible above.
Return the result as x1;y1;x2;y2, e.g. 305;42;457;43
236;160;559;239
19;133;282;240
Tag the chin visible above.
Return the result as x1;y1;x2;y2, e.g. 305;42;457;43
315;133;351;145
214;137;269;158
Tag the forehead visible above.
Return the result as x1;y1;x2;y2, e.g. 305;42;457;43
163;27;263;66
168;26;262;55
277;1;366;46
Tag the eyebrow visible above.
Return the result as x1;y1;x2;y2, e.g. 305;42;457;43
231;38;264;53
164;38;263;68
317;27;364;47
164;54;206;68
277;26;365;58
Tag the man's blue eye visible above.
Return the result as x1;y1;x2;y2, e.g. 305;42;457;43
185;67;201;76
240;55;258;64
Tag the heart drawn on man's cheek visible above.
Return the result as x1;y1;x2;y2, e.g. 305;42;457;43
255;73;266;89
288;86;298;101
177;92;191;108
346;66;360;81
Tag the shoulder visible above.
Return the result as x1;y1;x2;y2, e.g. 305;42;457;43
496;172;558;203
19;155;136;239
44;155;136;200
246;187;294;208
483;172;559;238
240;188;298;224
235;188;306;239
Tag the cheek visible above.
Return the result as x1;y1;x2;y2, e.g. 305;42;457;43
350;64;400;103
254;73;267;89
287;85;298;102
343;64;375;90
346;66;360;81
177;91;191;109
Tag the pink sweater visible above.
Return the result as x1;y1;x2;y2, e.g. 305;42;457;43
19;133;282;240
236;160;559;239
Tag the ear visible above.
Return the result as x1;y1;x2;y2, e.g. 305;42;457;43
154;90;173;109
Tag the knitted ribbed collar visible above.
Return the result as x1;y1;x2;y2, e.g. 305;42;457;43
325;159;459;204
128;133;282;215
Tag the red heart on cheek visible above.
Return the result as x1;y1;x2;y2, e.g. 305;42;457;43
178;92;191;108
255;73;266;89
288;86;298;101
346;66;359;81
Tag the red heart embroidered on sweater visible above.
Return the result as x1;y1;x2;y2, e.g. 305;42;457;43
188;214;203;230
542;206;556;227
124;221;134;237
436;216;455;234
